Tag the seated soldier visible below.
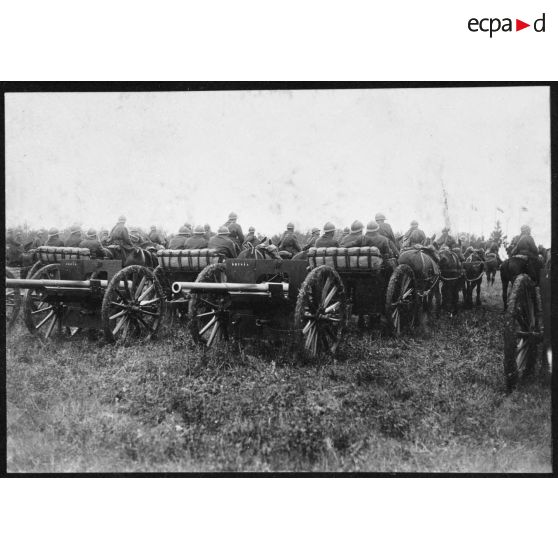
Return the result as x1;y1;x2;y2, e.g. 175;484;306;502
339;226;350;243
99;228;110;247
208;225;237;258
46;227;65;247
363;221;392;258
278;222;302;256
315;222;339;248
65;223;83;247
223;212;244;251
302;227;320;250
340;220;366;248
203;224;213;241
511;225;541;283
168;226;190;250
184;225;209;249
375;212;400;257
79;228;105;258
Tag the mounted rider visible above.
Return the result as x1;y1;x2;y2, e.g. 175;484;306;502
208;225;238;258
375;212;400;257
402;220;426;248
223;212;244;251
510;225;541;284
184;225;209;249
436;226;457;249
108;216;134;249
278;222;302;257
302;227;320;250
315;222;339;248
340;220;366;248
244;226;257;246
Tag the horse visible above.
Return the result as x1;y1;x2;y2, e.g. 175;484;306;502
438;248;464;316
462;250;484;308
484;252;499;286
500;256;542;310
398;246;441;319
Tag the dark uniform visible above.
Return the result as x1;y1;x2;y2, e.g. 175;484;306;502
169;227;190;250
65;228;83;247
203;225;214;242
185;226;209;249
364;229;391;258
402;222;426;248
302;229;320;251
244;229;256;245
224;213;244;249
208;227;238;258
149;228;166;247
6;231;23;265
278;227;301;256
79;231;105;258
108;218;134;249
511;227;540;283
46;229;65;247
340;221;365;248
437;229;457;249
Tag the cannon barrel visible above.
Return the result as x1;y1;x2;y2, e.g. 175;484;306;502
6;278;132;290
171;281;289;295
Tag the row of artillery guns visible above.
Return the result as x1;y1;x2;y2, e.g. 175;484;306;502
4;243;471;357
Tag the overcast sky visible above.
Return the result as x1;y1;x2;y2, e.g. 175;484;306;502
5;87;551;244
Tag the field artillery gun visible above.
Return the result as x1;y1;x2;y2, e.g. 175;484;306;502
306;247;420;335
171;255;347;358
5;246;164;341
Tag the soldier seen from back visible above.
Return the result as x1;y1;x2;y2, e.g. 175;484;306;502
278;222;301;256
79;229;105;258
108;216;134;249
223;212;244;250
302;227;320;250
510;225;541;282
65;223;83;247
402;220;426;248
203;224;213;241
185;225;209;249
364;221;392;257
168;226;191;250
315;222;339;248
375;212;400;257
340;220;366;248
436;226;457;249
46;227;65;247
149;225;166;247
6;228;23;265
208;225;238;258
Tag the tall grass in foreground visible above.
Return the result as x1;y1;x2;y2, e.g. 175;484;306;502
6;275;551;472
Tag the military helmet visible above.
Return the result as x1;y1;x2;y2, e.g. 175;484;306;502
343;226;350;234
410;220;419;227
248;226;255;232
520;224;531;234
48;227;59;236
287;222;294;230
204;223;211;230
218;225;230;235
70;223;81;233
194;225;205;235
311;227;320;234
183;222;192;229
351;220;363;233
178;226;189;234
118;215;126;223
323;222;335;233
86;228;97;238
367;220;380;232
228;212;237;220
375;212;386;221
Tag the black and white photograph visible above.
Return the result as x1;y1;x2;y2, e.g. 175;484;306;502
4;84;552;473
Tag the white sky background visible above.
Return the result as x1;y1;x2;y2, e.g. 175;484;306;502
5;87;551;244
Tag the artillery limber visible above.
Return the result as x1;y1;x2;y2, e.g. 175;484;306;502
307;247;419;335
5;246;163;341
171;256;347;358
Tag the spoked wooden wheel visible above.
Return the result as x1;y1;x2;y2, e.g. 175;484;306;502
23;263;65;339
503;274;541;392
294;265;347;358
101;265;165;342
385;264;418;336
6;268;22;330
188;263;231;347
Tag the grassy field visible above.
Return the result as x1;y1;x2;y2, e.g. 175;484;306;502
6;274;551;472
